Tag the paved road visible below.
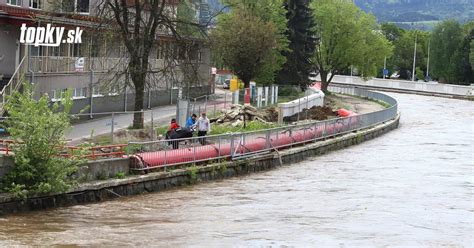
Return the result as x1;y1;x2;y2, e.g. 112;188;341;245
65;105;177;143
65;89;230;144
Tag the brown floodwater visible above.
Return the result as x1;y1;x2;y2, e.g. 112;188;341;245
0;92;472;246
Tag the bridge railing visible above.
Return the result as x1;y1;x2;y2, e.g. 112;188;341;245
127;85;399;171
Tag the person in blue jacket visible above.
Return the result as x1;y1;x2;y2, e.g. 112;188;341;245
185;114;197;128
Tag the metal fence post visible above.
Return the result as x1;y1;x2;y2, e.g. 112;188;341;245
306;96;309;120
266;129;271;149
230;134;234;159
193;144;197;165
151;111;154;140
224;92;227;109
218;136;221;160
323;121;327;139
111;112;115;144
148;89;151;109
297;97;301;121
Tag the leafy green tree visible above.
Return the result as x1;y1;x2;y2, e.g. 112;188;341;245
177;0;203;37
276;0;317;90
430;20;467;84
381;23;404;42
310;0;392;92
211;9;279;87
218;0;289;86
459;21;474;84
389;30;429;80
2;82;79;199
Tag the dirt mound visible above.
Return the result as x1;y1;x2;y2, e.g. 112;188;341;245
283;106;337;122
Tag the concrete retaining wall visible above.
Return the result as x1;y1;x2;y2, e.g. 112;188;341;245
278;88;325;118
330;75;473;97
75;158;130;181
0;156;14;179
0;114;400;215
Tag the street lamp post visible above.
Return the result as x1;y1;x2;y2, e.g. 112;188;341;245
426;38;431;80
412;32;418;82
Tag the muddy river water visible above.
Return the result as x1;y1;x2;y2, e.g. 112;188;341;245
0;92;472;246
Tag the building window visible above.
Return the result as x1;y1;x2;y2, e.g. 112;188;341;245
51;88;68;101
91;37;102;57
76;0;89;13
62;0;75;12
29;0;41;9
7;0;21;6
30;45;44;56
108;85;119;96
48;46;61;57
73;87;87;98
70;43;83;57
92;86;103;97
62;0;89;14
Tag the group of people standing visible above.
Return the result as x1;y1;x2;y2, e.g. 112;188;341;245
168;112;211;145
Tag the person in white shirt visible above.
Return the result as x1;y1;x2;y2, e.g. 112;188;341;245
196;112;211;145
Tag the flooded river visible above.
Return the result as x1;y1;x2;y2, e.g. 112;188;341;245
0;93;473;246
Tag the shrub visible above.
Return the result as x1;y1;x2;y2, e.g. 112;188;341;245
278;86;301;96
1;81;80;198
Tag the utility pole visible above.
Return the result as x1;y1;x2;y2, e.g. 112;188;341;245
426;38;431;80
383;57;387;79
412;32;418;82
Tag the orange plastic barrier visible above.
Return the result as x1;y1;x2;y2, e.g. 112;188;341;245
337;108;355;117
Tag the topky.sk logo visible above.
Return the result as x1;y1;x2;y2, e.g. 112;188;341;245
19;24;83;47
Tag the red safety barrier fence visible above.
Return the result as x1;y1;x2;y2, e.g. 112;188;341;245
128;85;399;171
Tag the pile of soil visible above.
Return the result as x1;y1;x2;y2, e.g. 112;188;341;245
283;105;337;122
264;106;279;122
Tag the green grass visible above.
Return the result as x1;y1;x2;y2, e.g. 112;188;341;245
156;125;169;136
210;121;279;135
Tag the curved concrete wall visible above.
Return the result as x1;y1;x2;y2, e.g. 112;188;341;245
278;89;325;118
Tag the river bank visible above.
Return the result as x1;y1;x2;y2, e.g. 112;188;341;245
0;86;398;215
0;112;399;215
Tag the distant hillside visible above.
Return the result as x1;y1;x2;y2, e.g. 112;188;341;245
354;0;474;24
207;0;473;30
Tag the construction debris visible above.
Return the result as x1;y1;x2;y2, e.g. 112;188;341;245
210;104;274;125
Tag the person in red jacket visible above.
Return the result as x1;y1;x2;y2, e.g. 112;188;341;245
168;118;180;131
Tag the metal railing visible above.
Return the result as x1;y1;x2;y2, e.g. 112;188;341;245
1;55;28;112
128;85;399;170
0;139;127;160
330;75;474;96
